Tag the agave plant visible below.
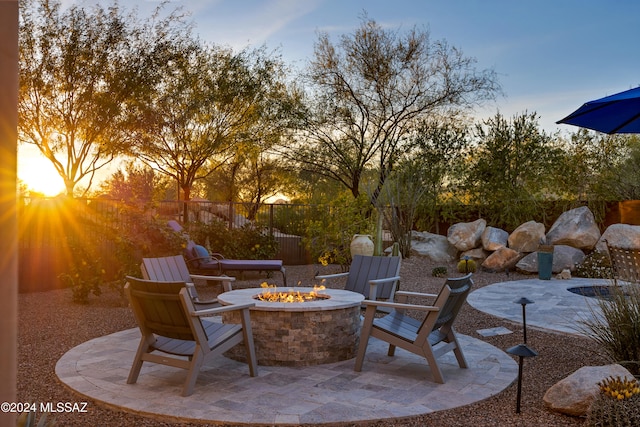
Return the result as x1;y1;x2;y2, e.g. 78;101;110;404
16;412;56;427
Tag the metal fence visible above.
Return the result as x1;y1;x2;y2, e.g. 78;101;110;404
17;197;319;292
156;200;314;265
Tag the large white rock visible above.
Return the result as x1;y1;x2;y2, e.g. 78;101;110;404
447;219;486;252
546;206;601;250
481;247;521;272
410;231;458;263
460;247;490;263
543;364;635;417
515;245;586;273
508;221;545;253
596;223;640;252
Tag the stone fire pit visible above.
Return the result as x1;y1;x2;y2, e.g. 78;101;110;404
218;287;364;366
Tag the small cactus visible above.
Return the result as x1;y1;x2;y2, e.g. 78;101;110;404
586;376;640;427
431;266;447;277
599;376;640;400
457;257;477;274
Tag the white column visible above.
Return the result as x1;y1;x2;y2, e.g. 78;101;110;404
0;1;19;425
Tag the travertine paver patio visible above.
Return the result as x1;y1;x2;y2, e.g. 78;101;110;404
56;329;517;425
467;277;609;336
56;277;605;425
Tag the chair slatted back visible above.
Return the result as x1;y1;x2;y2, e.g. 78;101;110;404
141;256;200;300
417;274;473;342
126;276;197;341
606;241;640;284
142;255;192;282
346;255;401;299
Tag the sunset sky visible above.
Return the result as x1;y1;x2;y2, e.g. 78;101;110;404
21;0;640;195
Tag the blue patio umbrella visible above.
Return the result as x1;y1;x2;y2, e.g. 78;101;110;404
557;86;640;134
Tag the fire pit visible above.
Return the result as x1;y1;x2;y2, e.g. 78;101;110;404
218;286;364;366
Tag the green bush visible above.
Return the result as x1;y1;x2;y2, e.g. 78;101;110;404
59;201;185;303
186;220;278;260
575;251;613;279
432;266;447;277
303;194;374;270
579;285;640;376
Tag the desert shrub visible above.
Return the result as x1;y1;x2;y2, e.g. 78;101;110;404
579;285;640;376
304;194;374;270
59;201;185;303
223;225;279;260
575;251;613;279
187;220;278;260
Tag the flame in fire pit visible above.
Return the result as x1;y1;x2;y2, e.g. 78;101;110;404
257;282;327;302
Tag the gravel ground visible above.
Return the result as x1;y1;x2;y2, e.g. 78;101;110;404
17;257;606;426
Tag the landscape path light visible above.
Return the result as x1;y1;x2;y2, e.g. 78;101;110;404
506;296;538;414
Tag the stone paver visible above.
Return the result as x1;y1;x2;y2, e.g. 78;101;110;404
56;329;517;424
57;277;606;425
467;277;608;335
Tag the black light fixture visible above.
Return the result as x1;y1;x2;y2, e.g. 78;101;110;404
506;343;538;414
506;297;538;414
514;297;534;343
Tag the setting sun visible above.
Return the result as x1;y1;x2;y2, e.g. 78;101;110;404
18;149;65;197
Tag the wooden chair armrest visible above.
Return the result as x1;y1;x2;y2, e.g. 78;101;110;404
189;275;235;291
369;275;401;285
193;299;220;308
191;302;255;317
368;275;401;300
395;290;437;298
315;272;349;280
361;299;440;312
189;274;236;282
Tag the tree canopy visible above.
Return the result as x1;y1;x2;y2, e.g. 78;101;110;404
18;0;185;197
288;15;500;205
128;42;300;202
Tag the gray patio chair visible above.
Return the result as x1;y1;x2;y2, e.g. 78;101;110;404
125;276;257;396
141;255;234;308
315;255;401;309
354;273;473;384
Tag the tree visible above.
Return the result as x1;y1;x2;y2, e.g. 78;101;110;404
557;129;633;201
100;162;164;205
289;14;499;205
18;0;183;197
406;116;470;234
465;111;563;230
130;43;299;205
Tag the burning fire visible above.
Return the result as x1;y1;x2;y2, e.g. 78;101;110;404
257;281;327;302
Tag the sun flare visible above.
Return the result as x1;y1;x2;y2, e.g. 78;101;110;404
19;156;65;197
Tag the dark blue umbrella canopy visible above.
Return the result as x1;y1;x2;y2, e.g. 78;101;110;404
557;87;640;134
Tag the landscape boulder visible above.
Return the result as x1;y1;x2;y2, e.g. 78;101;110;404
411;231;458;263
460;247;490;263
481;247;521;272
545;206;601;250
481;226;509;251
595;223;640;253
543;364;635;417
447;219;486;252
508;221;545;253
515;245;586;274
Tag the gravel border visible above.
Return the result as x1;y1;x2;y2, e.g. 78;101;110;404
18;257;606;426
